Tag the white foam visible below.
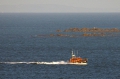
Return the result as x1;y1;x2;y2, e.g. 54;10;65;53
0;62;35;64
36;61;68;65
0;61;87;65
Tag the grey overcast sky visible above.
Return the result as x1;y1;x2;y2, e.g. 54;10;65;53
0;0;120;13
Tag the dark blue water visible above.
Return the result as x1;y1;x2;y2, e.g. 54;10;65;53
0;13;120;79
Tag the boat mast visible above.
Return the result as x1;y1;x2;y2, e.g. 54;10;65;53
72;50;75;58
77;50;78;57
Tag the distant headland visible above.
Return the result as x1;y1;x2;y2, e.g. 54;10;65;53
32;27;120;38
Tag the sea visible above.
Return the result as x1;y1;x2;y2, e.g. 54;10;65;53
0;13;120;79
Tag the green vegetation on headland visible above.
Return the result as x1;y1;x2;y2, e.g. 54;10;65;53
32;27;120;38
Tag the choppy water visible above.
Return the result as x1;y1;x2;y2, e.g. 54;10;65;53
0;13;120;79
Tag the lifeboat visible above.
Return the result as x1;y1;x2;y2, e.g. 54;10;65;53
69;50;88;65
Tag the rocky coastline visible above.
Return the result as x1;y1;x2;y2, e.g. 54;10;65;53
32;27;120;38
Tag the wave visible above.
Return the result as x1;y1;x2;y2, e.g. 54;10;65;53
0;61;87;65
0;61;67;65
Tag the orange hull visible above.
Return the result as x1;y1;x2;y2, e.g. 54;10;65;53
69;57;87;63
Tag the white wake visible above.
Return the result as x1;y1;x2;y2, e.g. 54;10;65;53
0;61;67;65
0;61;87;65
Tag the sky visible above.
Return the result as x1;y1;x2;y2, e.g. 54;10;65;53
0;0;120;13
